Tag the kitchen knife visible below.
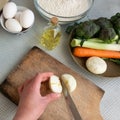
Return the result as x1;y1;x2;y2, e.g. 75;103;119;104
62;81;82;120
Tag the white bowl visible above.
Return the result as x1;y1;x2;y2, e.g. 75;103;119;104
0;6;34;34
34;0;94;24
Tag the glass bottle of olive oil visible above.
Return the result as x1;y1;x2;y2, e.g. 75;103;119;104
40;17;61;50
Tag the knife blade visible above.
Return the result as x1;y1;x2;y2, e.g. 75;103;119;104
62;81;82;120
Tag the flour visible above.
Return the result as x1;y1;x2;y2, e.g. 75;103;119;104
38;0;90;17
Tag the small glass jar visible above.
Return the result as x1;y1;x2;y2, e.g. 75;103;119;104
40;17;62;50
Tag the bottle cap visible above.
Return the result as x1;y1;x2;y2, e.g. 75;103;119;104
51;17;58;25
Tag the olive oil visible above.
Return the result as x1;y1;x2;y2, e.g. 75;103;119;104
40;17;61;50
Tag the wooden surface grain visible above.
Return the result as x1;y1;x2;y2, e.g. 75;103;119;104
0;46;104;120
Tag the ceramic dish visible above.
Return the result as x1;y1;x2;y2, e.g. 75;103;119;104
0;6;34;34
69;28;120;77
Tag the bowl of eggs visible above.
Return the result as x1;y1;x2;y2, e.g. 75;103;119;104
0;2;35;34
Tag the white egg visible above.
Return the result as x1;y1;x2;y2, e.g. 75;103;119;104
5;19;22;33
20;9;34;28
14;11;22;22
86;57;107;74
3;2;17;19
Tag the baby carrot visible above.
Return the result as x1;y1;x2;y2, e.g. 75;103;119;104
73;47;120;58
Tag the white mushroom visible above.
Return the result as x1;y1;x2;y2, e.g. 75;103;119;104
61;74;77;92
49;75;62;93
86;56;107;74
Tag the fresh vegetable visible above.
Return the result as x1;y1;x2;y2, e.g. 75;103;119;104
113;18;120;38
109;59;120;65
49;74;77;93
75;18;119;44
61;74;77;92
66;12;120;64
71;38;120;51
111;13;120;45
95;17;119;44
86;56;107;74
49;75;62;93
94;17;113;29
99;28;118;43
110;13;120;23
110;13;120;41
66;25;74;34
75;21;100;39
66;22;78;34
73;47;120;58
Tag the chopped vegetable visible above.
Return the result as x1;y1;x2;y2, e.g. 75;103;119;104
61;74;77;92
71;38;120;51
73;47;120;58
49;75;62;93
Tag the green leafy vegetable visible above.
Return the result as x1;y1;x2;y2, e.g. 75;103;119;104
94;17;113;29
75;21;100;39
109;59;120;64
65;23;78;34
99;28;118;43
111;13;120;39
71;38;120;51
110;13;120;23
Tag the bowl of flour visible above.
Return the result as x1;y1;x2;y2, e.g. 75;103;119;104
34;0;94;24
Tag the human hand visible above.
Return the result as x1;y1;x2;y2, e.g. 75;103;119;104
13;72;61;120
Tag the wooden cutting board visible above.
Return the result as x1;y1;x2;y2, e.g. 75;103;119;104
0;46;104;120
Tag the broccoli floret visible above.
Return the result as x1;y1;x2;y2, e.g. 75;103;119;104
110;12;120;23
111;17;120;37
65;23;79;34
110;13;120;42
75;21;100;39
99;28;118;43
113;18;120;36
94;17;113;29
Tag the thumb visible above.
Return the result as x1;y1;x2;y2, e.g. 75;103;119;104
45;93;61;103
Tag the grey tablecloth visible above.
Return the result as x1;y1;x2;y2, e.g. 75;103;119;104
0;0;120;120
